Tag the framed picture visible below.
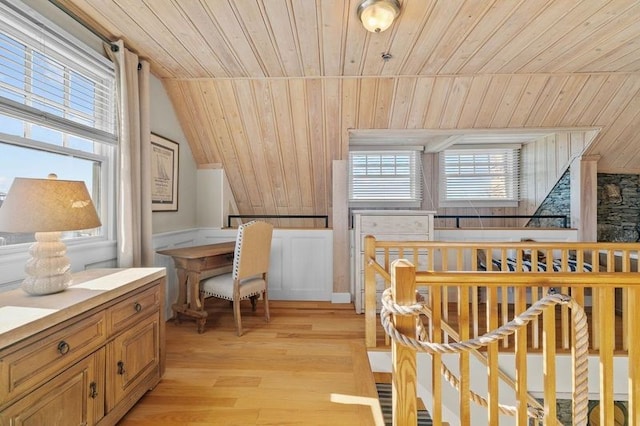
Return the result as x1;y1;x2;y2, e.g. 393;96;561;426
151;133;179;211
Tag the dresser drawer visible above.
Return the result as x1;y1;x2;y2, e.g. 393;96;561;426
107;284;161;335
360;233;431;243
0;311;106;405
360;215;431;235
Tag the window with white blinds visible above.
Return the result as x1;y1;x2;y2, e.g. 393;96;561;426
0;0;116;248
349;150;422;207
0;0;116;144
440;147;520;206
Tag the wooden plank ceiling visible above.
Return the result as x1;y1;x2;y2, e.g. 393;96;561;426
57;0;640;223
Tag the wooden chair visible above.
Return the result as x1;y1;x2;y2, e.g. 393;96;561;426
200;221;273;336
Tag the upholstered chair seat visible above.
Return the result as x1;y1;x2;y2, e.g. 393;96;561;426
201;275;266;301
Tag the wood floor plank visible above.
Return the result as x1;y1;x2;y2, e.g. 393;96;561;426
118;299;380;425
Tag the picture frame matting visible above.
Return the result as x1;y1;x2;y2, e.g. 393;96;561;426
150;133;179;212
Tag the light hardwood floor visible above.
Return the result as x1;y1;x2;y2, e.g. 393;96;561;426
118;299;382;425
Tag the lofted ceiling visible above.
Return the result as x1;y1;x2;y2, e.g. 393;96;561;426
55;0;640;222
55;0;640;78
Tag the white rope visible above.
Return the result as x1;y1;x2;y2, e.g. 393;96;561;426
380;287;589;423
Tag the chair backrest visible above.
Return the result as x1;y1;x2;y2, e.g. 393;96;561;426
232;221;274;280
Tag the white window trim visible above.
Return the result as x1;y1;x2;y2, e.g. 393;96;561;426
0;98;117;144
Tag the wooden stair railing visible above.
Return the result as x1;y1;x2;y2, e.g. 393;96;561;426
380;261;640;425
363;237;640;425
364;237;640;352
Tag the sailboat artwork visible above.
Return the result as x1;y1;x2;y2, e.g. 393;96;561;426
151;133;179;211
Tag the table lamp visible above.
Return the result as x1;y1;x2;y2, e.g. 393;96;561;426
0;174;102;295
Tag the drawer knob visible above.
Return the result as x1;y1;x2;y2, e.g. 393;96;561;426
134;302;142;312
117;361;126;375
57;340;70;355
89;382;98;399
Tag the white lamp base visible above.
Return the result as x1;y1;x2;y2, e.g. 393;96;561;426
22;231;72;295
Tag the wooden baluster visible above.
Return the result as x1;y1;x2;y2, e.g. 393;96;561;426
472;248;480;339
441;250;449;343
515;285;528;426
502;248;510;349
621;249;630;351
599;285;615;426
487;284;499;425
431;273;443;425
391;259;418;426
573;250;586;347
560;249;570;350
543;290;557;424
458;279;471;425
454;249;464;350
629;283;640;425
591;249;600;350
364;235;377;348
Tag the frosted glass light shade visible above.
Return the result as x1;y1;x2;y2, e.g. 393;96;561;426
357;0;400;33
0;175;101;295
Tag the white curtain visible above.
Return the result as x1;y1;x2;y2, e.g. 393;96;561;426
106;40;153;267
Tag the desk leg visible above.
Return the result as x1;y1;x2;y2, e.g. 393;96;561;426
171;268;188;325
187;271;208;333
171;269;209;333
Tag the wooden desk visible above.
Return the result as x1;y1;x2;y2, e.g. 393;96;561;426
157;241;235;333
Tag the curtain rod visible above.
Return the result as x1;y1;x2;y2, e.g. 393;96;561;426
48;0;118;51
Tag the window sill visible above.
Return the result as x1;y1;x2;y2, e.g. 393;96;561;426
438;200;519;208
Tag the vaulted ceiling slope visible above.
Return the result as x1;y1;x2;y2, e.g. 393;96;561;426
57;0;640;78
57;0;640;220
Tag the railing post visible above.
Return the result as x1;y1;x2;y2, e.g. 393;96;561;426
630;285;640;424
599;286;615;425
390;259;418;426
486;285;500;424
365;235;377;348
543;294;557;424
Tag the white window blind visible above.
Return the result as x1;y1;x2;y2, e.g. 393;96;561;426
0;0;116;144
440;147;520;205
349;150;422;205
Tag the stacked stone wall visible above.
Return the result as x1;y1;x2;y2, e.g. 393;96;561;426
597;173;640;242
526;171;640;242
527;171;571;229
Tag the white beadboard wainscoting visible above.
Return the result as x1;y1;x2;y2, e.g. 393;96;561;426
0;239;118;293
197;227;333;302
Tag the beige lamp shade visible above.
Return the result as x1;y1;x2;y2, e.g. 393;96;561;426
0;176;101;233
357;0;400;33
0;175;101;295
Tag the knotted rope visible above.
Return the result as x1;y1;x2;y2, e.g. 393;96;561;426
380;287;589;424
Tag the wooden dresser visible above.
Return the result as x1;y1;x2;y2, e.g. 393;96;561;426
0;268;166;426
352;210;435;313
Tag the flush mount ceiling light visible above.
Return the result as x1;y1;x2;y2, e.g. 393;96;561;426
357;0;400;33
